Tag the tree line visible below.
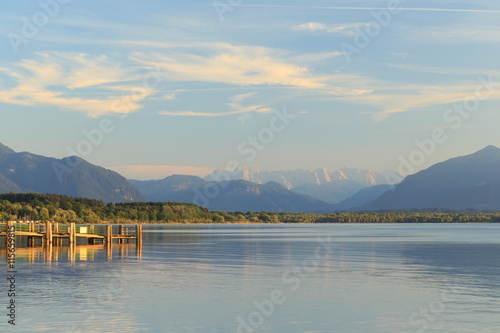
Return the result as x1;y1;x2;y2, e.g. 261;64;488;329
1;193;499;224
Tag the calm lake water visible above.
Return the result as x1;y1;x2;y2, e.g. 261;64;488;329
3;223;500;332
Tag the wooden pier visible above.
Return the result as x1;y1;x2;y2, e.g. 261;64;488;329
0;221;143;247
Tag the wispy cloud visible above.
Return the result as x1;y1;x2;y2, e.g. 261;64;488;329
342;80;500;121
229;5;500;14
380;63;496;76
294;22;371;36
130;43;333;90
409;25;500;43
159;110;241;117
159;92;272;118
0;42;372;118
231;92;257;103
163;93;177;100
289;51;344;64
0;52;153;117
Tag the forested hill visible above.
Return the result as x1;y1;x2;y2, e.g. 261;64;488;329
0;193;219;223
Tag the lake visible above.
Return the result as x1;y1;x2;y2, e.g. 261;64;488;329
4;223;500;332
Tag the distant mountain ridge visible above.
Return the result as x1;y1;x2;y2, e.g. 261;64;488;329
205;166;395;204
205;166;390;188
361;146;500;211
333;184;395;211
130;175;335;213
0;143;145;203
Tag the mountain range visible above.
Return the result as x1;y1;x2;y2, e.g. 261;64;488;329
1;142;500;212
0;143;145;203
130;176;334;213
360;145;500;211
205;167;395;204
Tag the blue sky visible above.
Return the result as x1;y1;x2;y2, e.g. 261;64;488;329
1;0;500;180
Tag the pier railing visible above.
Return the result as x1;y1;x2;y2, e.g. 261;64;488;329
0;221;142;247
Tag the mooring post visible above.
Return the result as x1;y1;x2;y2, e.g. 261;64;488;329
119;225;124;244
136;224;142;244
45;221;52;244
53;222;59;246
106;225;112;244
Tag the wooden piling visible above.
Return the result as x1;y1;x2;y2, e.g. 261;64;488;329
106;225;112;244
45;221;52;244
136;225;142;244
119;225;124;244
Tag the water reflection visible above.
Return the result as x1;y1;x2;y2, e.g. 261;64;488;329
1;242;142;264
4;224;500;332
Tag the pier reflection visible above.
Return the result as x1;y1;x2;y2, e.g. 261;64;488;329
1;241;142;263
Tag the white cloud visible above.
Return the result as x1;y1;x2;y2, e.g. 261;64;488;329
406;25;500;43
289;51;344;63
159;110;239;117
163;93;177;100
294;22;372;36
159;92;272;118
381;63;496;76
231;92;257;103
0;43;375;118
129;42;373;104
0;52;154;117
294;22;327;32
341;80;500;121
130;43;332;90
233;4;500;14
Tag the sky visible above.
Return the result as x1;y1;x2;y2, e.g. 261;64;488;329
1;0;500;180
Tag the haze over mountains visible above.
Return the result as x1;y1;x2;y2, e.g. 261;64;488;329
131;176;334;213
205;167;395;204
1;142;499;212
206;167;389;188
130;166;398;212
